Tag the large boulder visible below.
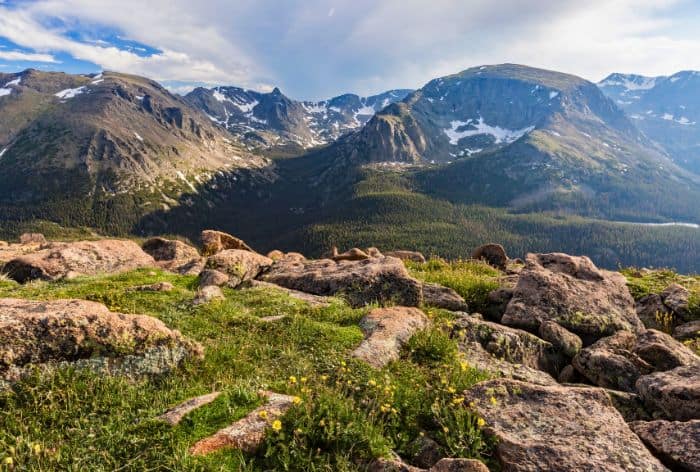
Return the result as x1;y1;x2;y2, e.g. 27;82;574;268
636;365;700;421
2;240;156;283
0;298;202;387
464;379;668;471
142;237;203;275
352;307;429;368
502;253;643;344
573;331;654;392
633;329;699;371
661;284;692;321
200;230;254;256
384;250;426;264
206;249;273;288
458;341;557;386
452;315;563;376
19;232;46;245
636;293;673;331
422;283;468;312
631;420;700;472
471;243;507;271
537;321;583;358
674;320;700;341
261;256;423;308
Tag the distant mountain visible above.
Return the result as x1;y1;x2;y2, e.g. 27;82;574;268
599;71;700;174
0;69;271;233
184;85;411;151
304;64;700;223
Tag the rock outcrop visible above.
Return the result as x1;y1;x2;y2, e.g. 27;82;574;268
631;420;700;472
2;240;156;283
384;250;426;263
206;249;273;288
142;237;203;275
353;307;429;368
261;256;423;308
0;298;202;387
502;253;643;343
422;283;468;311
464;378;668;471
200;230;254;256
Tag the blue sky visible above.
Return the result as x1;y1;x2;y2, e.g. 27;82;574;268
1;0;700;99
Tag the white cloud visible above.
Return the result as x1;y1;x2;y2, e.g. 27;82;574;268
0;50;57;62
0;0;698;98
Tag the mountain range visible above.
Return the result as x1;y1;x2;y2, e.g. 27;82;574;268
1;64;699;271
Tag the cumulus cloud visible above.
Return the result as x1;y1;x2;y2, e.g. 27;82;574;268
0;0;698;98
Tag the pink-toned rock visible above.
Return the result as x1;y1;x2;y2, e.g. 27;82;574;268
261;256;423;308
353;307;429;368
502;253;643;343
19;232;46;245
631;420;700;472
464;378;667;471
200;230;254;256
198;269;230;288
142;237;203;275
0;298;202;386
189;391;295;455
206;249;273;288
636;365;700;421
471;243;508;271
384;250;426;263
2;240;155;283
430;458;489;472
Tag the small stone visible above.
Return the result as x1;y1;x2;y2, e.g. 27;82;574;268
194;286;225;305
158;392;221;425
134;282;174;292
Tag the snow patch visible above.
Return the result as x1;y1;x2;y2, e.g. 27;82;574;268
176;171;198;193
443;116;534;145
549;91;559;99
0;88;11;97
0;148;7;158
235;99;258;113
55;86;86;99
303;102;328;114
212;89;229;102
5;77;21;87
599;75;657;91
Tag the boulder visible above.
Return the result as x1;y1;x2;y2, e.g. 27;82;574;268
243;280;333;307
471;243;507;271
482;287;513;322
459;341;557;386
2;240;156;283
200;230;254;256
502;253;643;343
412;435;444;468
464;378;667;471
366;247;383;258
368;457;423;472
573;331;653;392
538;321;582;358
674;320;700;341
158;392;222;425
633;329;699;371
636;365;700;421
141;237;203;275
133;282;174;292
0;298;202;387
206;249;272;288
352;307;429;368
430;459;489;472
605;389;652;422
190;391;296;455
452;315;562;376
19;232;46;245
422;283;468;312
661;283;692;322
284;252;306;262
384;250;426;264
631;420;700;472
266;250;285;260
636;293;673;331
198;269;230;288
261;256;423;308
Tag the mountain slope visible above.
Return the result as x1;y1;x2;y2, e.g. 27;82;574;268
599;71;700;174
0;69;272;233
310;64;700;222
184;85;411;151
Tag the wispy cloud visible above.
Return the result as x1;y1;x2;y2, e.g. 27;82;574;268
0;0;698;99
0;50;57;62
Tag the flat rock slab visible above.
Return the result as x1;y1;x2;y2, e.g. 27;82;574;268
189;391;295;455
422;282;468;312
464;378;668;471
502;253;643;343
636;365;700;421
158;392;222;425
245;280;334;307
261;256;423;308
631;420;700;472
353;307;429;368
458;341;557;386
0;298;202;386
2;240;155;283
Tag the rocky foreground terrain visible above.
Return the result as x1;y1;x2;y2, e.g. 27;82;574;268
0;233;698;470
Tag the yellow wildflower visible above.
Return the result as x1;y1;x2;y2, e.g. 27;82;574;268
451;396;464;405
289;375;297;385
368;379;377;387
319;419;326;427
258;410;268;419
477;417;486;428
33;443;41;455
3;457;13;465
489;396;498;406
442;426;449;433
271;420;282;432
320;375;328;381
293;396;303;405
460;361;469;371
340;360;346;367
447;386;456;394
300;376;308;384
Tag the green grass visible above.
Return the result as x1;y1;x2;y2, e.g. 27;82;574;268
406;259;502;313
0;269;494;470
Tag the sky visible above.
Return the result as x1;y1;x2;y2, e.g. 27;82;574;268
1;0;700;100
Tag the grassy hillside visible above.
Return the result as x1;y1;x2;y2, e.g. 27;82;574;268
0;269;494;471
